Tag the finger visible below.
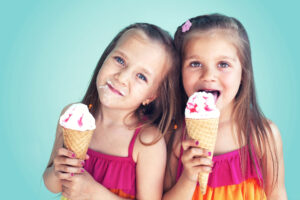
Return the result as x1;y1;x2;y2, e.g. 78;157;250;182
55;171;73;180
181;150;197;166
55;156;84;167
56;164;85;174
192;157;213;167
183;147;205;160
57;147;76;158
194;165;213;173
85;154;90;160
182;141;212;157
182;139;200;151
61;179;73;188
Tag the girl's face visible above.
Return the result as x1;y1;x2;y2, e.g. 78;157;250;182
182;31;242;114
96;29;169;111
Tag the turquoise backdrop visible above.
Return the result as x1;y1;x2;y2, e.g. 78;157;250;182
1;0;299;199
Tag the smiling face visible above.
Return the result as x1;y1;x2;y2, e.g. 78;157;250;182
182;30;242;114
96;29;169;112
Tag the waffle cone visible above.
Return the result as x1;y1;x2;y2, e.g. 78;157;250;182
185;117;219;194
62;128;94;160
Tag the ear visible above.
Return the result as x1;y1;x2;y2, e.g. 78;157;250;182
142;94;157;106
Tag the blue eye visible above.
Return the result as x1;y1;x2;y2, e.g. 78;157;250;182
137;73;147;82
114;56;125;66
190;61;202;68
218;62;229;68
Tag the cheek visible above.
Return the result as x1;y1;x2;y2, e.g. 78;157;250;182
136;83;154;99
223;71;242;96
96;66;110;84
96;71;103;86
182;68;197;97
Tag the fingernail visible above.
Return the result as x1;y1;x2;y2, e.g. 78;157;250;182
71;173;74;176
208;152;211;156
81;169;85;173
195;141;199;146
81;161;85;166
72;153;76;158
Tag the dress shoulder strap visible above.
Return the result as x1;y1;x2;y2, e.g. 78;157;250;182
128;126;142;158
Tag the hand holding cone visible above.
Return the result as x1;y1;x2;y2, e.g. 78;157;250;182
185;92;220;194
59;103;96;200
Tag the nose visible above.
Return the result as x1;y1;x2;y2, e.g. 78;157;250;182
114;68;130;86
201;67;216;82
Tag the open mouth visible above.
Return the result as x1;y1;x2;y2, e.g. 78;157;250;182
198;89;220;103
107;82;124;96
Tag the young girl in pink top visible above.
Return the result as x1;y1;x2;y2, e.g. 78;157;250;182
163;14;287;199
43;23;180;200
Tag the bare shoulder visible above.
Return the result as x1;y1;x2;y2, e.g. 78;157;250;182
138;126;166;147
266;120;283;150
262;121;287;198
255;120;283;158
133;125;166;163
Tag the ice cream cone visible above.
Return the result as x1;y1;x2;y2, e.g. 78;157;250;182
62;128;94;160
59;103;96;200
185;117;219;194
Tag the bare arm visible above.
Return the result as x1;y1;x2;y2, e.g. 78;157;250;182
61;171;133;200
163;129;212;200
135;127;167;200
264;121;287;199
43;115;64;193
163;144;197;200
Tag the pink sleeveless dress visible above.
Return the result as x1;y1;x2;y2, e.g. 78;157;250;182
84;127;141;199
176;125;266;200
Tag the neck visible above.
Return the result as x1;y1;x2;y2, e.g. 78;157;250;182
219;102;234;125
96;104;137;127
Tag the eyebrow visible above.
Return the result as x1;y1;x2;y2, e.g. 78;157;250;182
113;50;153;78
184;55;200;61
140;67;152;78
184;55;237;62
217;56;237;62
113;50;128;60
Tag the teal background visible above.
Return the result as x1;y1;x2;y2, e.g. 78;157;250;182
1;0;299;199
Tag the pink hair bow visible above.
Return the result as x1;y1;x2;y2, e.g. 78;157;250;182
182;20;192;32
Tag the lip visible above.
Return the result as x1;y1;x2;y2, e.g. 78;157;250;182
107;82;124;96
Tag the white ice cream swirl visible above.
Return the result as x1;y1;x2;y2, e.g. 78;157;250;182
185;92;220;119
59;103;96;131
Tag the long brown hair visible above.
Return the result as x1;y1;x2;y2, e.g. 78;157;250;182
82;23;180;145
172;14;278;191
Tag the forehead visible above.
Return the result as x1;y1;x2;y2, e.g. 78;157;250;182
183;29;240;58
116;29;152;47
113;29;171;77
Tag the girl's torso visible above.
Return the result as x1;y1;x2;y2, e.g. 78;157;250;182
84;126;141;199
175;124;266;200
